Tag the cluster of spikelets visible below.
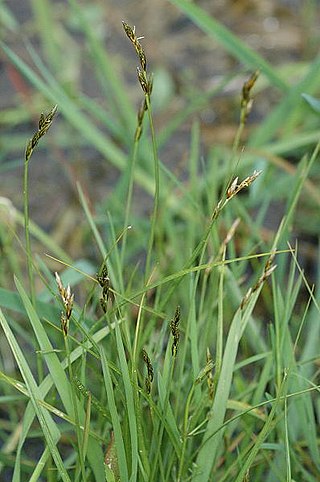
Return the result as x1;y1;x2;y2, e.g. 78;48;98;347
122;21;153;141
21;22;279;480
27;21;276;401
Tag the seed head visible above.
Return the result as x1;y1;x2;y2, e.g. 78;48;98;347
170;306;181;357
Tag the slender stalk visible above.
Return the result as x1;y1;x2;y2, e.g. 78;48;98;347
215;245;226;381
120;140;139;267
150;357;176;482
55;272;86;480
24;104;57;304
144;94;161;279
121;22;160;280
225;71;259;193
24;106;57;384
23;154;35;306
64;334;87;482
177;384;195;481
132;292;147;371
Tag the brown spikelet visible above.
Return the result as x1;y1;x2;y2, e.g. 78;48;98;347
170;306;181;357
122;20;152;141
206;348;215;400
25;105;57;163
142;349;154;394
211;170;262;223
134;99;148;141
240;251;277;309
55;272;74;336
240;70;259;124
122;22;147;71
96;264;114;313
226;170;262;200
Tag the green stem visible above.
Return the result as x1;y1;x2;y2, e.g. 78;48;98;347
177;384;195;481
150;356;176;482
64;333;87;482
215;245;226;381
121;140;139;267
24;155;44;383
145;94;160;280
23;158;35;306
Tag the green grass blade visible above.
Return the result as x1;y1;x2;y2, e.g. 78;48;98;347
157;73;235;149
29;446;50;482
302;92;320;114
14;276;73;412
100;345;129;482
192;287;266;481
234;375;288;481
188;278;200;378
13;276;105;482
250;55;320;146
193;308;242;481
278;144;319;247
156;372;181;453
114;322;138;481
1;40;125;163
0;0;19;31
0;287;58;318
77;182;107;258
0;309;71;482
14;209;72;264
12;325;112;481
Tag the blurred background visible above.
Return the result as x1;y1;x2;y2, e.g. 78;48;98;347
1;0;320;272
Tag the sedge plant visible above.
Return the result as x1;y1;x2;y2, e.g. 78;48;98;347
0;5;320;482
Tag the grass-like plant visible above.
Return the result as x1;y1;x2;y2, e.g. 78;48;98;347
0;2;320;481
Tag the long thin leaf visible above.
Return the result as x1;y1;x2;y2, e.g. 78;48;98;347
0;309;71;482
250;55;320;146
234;374;287;481
192;296;261;481
100;344;129;482
12;323;113;480
115;322;138;481
13;277;105;482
